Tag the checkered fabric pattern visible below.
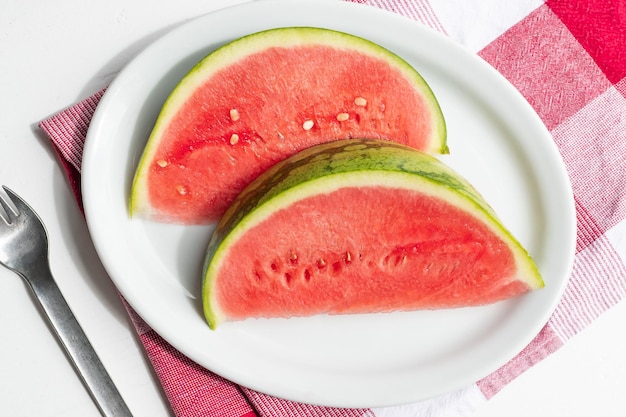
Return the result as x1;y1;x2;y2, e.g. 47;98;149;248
39;0;626;416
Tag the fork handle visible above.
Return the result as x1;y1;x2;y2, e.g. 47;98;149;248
23;260;133;417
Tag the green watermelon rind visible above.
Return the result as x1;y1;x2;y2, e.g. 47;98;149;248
129;26;447;218
212;139;495;241
202;139;543;329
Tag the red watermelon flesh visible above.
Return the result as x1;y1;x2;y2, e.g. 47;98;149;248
131;27;447;224
215;186;528;320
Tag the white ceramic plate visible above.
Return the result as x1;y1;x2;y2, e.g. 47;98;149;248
83;0;576;408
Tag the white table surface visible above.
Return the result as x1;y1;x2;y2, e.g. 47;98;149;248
2;1;626;416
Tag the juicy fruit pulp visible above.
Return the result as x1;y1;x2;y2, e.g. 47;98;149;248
202;139;543;329
130;27;447;224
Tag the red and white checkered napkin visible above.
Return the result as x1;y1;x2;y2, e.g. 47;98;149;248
39;0;626;416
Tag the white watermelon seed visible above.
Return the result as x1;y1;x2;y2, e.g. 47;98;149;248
354;97;367;107
229;133;239;145
156;159;168;167
176;185;187;195
336;112;350;122
302;119;314;130
229;108;240;121
345;251;352;263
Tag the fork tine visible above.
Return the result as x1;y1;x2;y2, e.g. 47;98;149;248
0;185;18;224
2;186;27;211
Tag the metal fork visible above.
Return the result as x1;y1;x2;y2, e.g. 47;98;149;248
0;186;133;417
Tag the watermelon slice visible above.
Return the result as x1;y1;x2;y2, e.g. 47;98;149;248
130;27;447;224
202;139;543;329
